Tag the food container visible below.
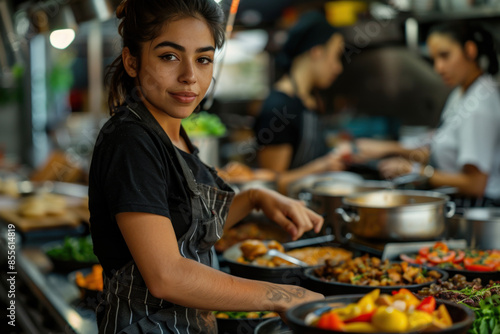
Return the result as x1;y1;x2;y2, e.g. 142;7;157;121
286;295;475;334
222;238;350;285
336;190;456;241
459;208;500;250
300;179;390;240
303;263;448;296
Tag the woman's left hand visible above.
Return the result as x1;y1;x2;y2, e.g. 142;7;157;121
250;188;324;240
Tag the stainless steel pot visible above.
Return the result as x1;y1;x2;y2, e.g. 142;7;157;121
301;180;390;240
455;208;500;249
336;190;456;241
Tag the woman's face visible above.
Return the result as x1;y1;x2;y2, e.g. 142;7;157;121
427;33;475;87
128;16;215;120
312;33;344;89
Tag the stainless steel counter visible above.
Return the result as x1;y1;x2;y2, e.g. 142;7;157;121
0;225;98;334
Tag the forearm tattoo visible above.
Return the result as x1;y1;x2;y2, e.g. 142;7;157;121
266;285;306;304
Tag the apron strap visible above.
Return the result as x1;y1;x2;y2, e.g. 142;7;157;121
126;103;201;197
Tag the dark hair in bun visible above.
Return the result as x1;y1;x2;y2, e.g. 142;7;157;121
106;0;225;115
276;10;341;74
429;20;499;75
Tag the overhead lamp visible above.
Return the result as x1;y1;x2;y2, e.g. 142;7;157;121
49;29;75;49
25;2;77;49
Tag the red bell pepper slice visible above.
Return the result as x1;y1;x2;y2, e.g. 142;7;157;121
344;310;376;323
317;312;345;331
416;296;436;314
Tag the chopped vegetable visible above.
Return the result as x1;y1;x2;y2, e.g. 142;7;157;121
467;295;500;334
46;235;98;263
416;296;436;314
318;312;345;331
181;111;226;137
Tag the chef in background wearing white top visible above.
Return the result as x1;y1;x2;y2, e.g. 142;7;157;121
354;21;500;208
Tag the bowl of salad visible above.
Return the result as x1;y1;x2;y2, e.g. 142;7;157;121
213;311;279;333
44;235;99;272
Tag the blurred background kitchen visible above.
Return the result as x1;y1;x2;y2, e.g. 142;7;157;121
1;0;500;333
1;0;498;175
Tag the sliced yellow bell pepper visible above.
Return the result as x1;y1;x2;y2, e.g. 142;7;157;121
357;289;380;313
392;288;421;308
343;322;379;333
407;310;433;331
372;306;409;333
432;304;453;328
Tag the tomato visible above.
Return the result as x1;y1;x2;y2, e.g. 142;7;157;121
427;250;456;264
418;247;430;258
463;257;496;271
317;312;345;331
433;242;449;252
400;254;427;264
344;310;376;323
453;250;465;263
416;296;436;314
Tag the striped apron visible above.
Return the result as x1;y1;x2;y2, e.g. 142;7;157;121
96;103;235;333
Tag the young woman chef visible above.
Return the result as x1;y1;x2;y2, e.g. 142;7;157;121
88;1;324;333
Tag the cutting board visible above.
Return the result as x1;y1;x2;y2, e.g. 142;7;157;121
0;209;81;232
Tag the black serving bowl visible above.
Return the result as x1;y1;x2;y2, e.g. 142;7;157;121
222;241;349;285
216;314;279;334
428;267;499;283
254;318;291;334
286;294;475;334
398;253;500;283
303;263;449;296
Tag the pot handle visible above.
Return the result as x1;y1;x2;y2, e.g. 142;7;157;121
335;207;359;223
445;201;456;218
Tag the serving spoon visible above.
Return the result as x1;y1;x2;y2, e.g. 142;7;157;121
264;249;309;267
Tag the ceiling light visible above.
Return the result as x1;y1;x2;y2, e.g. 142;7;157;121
49;28;75;49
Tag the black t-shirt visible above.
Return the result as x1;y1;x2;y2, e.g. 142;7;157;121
89;111;217;277
253;90;328;168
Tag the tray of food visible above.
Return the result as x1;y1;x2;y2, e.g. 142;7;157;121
416;274;500;334
286;288;474;333
304;254;448;296
398;241;500;282
222;239;352;284
214;220;290;253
